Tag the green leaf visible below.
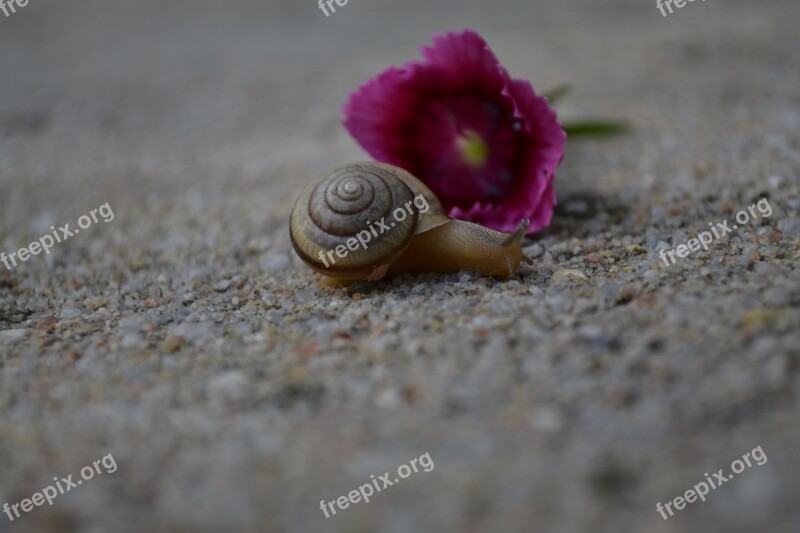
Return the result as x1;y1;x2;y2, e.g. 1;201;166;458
542;84;572;104
562;120;629;138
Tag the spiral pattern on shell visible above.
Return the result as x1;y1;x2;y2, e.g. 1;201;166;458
290;163;421;278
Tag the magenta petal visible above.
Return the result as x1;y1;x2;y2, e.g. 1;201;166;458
420;29;509;96
342;67;420;165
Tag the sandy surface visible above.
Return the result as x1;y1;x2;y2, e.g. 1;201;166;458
1;0;799;532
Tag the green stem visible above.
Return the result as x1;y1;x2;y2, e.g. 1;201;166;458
562;120;629;137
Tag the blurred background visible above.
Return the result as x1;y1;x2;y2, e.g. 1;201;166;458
1;1;798;532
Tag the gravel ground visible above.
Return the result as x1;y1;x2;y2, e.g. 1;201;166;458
1;1;799;532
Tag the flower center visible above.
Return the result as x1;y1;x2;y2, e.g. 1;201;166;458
456;130;489;167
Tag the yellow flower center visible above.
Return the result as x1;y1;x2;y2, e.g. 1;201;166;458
457;130;489;167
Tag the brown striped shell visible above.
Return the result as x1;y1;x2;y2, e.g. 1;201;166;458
289;162;449;280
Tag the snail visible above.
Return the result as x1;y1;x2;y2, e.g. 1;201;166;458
289;162;532;283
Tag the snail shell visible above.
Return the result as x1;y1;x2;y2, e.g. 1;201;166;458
290;162;531;283
290;162;449;280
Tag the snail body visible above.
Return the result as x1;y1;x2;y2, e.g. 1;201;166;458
289;162;531;283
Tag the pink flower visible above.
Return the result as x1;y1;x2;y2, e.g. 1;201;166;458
343;29;566;233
